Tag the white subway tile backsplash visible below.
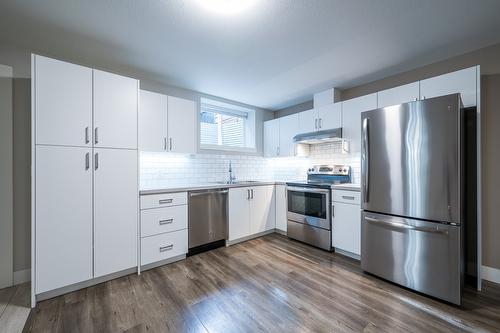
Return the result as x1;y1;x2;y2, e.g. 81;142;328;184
140;142;361;189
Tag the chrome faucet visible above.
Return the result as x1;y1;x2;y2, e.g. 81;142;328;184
228;161;236;184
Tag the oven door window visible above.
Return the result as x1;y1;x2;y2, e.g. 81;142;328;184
288;190;326;219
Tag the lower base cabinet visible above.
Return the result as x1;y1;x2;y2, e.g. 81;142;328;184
332;190;361;256
141;229;188;265
228;185;276;242
275;185;287;232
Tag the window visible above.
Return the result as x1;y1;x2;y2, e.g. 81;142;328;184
200;98;256;152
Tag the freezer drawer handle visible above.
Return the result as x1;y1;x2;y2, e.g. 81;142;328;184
159;199;173;204
159;244;174;252
159;219;173;225
365;217;448;235
341;195;355;200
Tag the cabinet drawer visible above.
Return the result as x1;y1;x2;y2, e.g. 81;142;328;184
333;190;361;205
141;205;187;237
141;229;188;266
140;192;187;209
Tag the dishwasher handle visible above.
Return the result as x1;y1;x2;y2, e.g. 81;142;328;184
189;189;229;197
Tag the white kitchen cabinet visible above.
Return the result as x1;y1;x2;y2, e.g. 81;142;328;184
93;148;138;278
278;114;299;157
167;96;197;154
377;82;420;108
298;109;317;133
317;102;342;130
228;187;251;241
35;145;93;293
251;185;276;234
275;185;287;232
93;70;138;149
139;90;167;152
420;66;477;107
332;190;361;256
141;229;188;266
263;119;279;157
229;185;276;242
34;55;93;147
342;93;377;153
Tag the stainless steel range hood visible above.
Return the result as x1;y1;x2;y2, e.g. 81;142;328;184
293;128;342;144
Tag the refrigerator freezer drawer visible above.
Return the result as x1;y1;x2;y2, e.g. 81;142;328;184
361;211;462;305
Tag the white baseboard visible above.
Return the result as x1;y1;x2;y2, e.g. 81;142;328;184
482;265;500;284
13;269;31;285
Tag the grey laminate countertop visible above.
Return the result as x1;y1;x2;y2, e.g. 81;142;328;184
140;181;288;195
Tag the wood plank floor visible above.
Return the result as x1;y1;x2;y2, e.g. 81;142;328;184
0;283;31;333
23;234;500;332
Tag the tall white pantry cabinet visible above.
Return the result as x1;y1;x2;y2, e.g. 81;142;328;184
32;55;139;305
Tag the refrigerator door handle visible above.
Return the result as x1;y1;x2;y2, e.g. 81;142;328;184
362;117;370;202
364;217;448;235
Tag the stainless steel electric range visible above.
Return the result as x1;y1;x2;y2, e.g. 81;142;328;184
286;165;351;251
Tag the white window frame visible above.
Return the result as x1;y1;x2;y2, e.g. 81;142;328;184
199;97;256;153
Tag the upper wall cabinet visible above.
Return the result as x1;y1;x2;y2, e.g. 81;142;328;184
138;90;197;154
93;70;139;149
298;103;342;134
279;114;309;157
420;67;477;107
342;93;377;153
139;90;167;152
35;55;93;147
167;96;197;154
263;118;279;157
377;82;420;108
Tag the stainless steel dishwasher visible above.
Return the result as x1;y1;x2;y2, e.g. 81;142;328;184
188;188;228;255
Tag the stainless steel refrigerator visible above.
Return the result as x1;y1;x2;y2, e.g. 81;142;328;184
360;93;476;305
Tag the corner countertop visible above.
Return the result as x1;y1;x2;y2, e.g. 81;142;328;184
140;180;361;195
140;181;288;195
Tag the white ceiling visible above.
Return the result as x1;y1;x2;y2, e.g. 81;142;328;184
1;0;500;110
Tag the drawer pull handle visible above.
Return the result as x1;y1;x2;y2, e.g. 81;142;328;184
159;219;173;225
342;195;355;200
159;244;174;252
159;199;173;204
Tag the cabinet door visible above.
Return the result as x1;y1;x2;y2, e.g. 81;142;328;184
275;185;287;232
342;93;377;153
317;102;341;130
167;96;197;154
93;70;138;149
250;186;276;234
332;202;361;255
139;90;167;152
263;119;279;157
35;55;92;147
377;82;419;108
420;67;477;107
93;148;138;277
279;114;300;157
298;109;317;133
228;187;251;241
35;145;93;293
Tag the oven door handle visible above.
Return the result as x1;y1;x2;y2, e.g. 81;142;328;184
286;186;331;194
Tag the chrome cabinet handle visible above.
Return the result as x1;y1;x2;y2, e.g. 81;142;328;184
247;189;250;200
251;189;254;199
159;219;173;225
342;195;355;200
159;244;174;252
159;199;173;204
164;137;167;151
94;153;99;170
169;138;172;151
94;127;99;144
315;118;318;130
365;217;448;235
85;152;90;170
319;118;322;129
85;127;89;144
362;118;369;203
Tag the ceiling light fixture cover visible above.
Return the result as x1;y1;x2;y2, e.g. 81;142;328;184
196;0;258;15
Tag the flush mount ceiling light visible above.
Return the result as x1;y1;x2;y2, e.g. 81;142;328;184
196;0;258;15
